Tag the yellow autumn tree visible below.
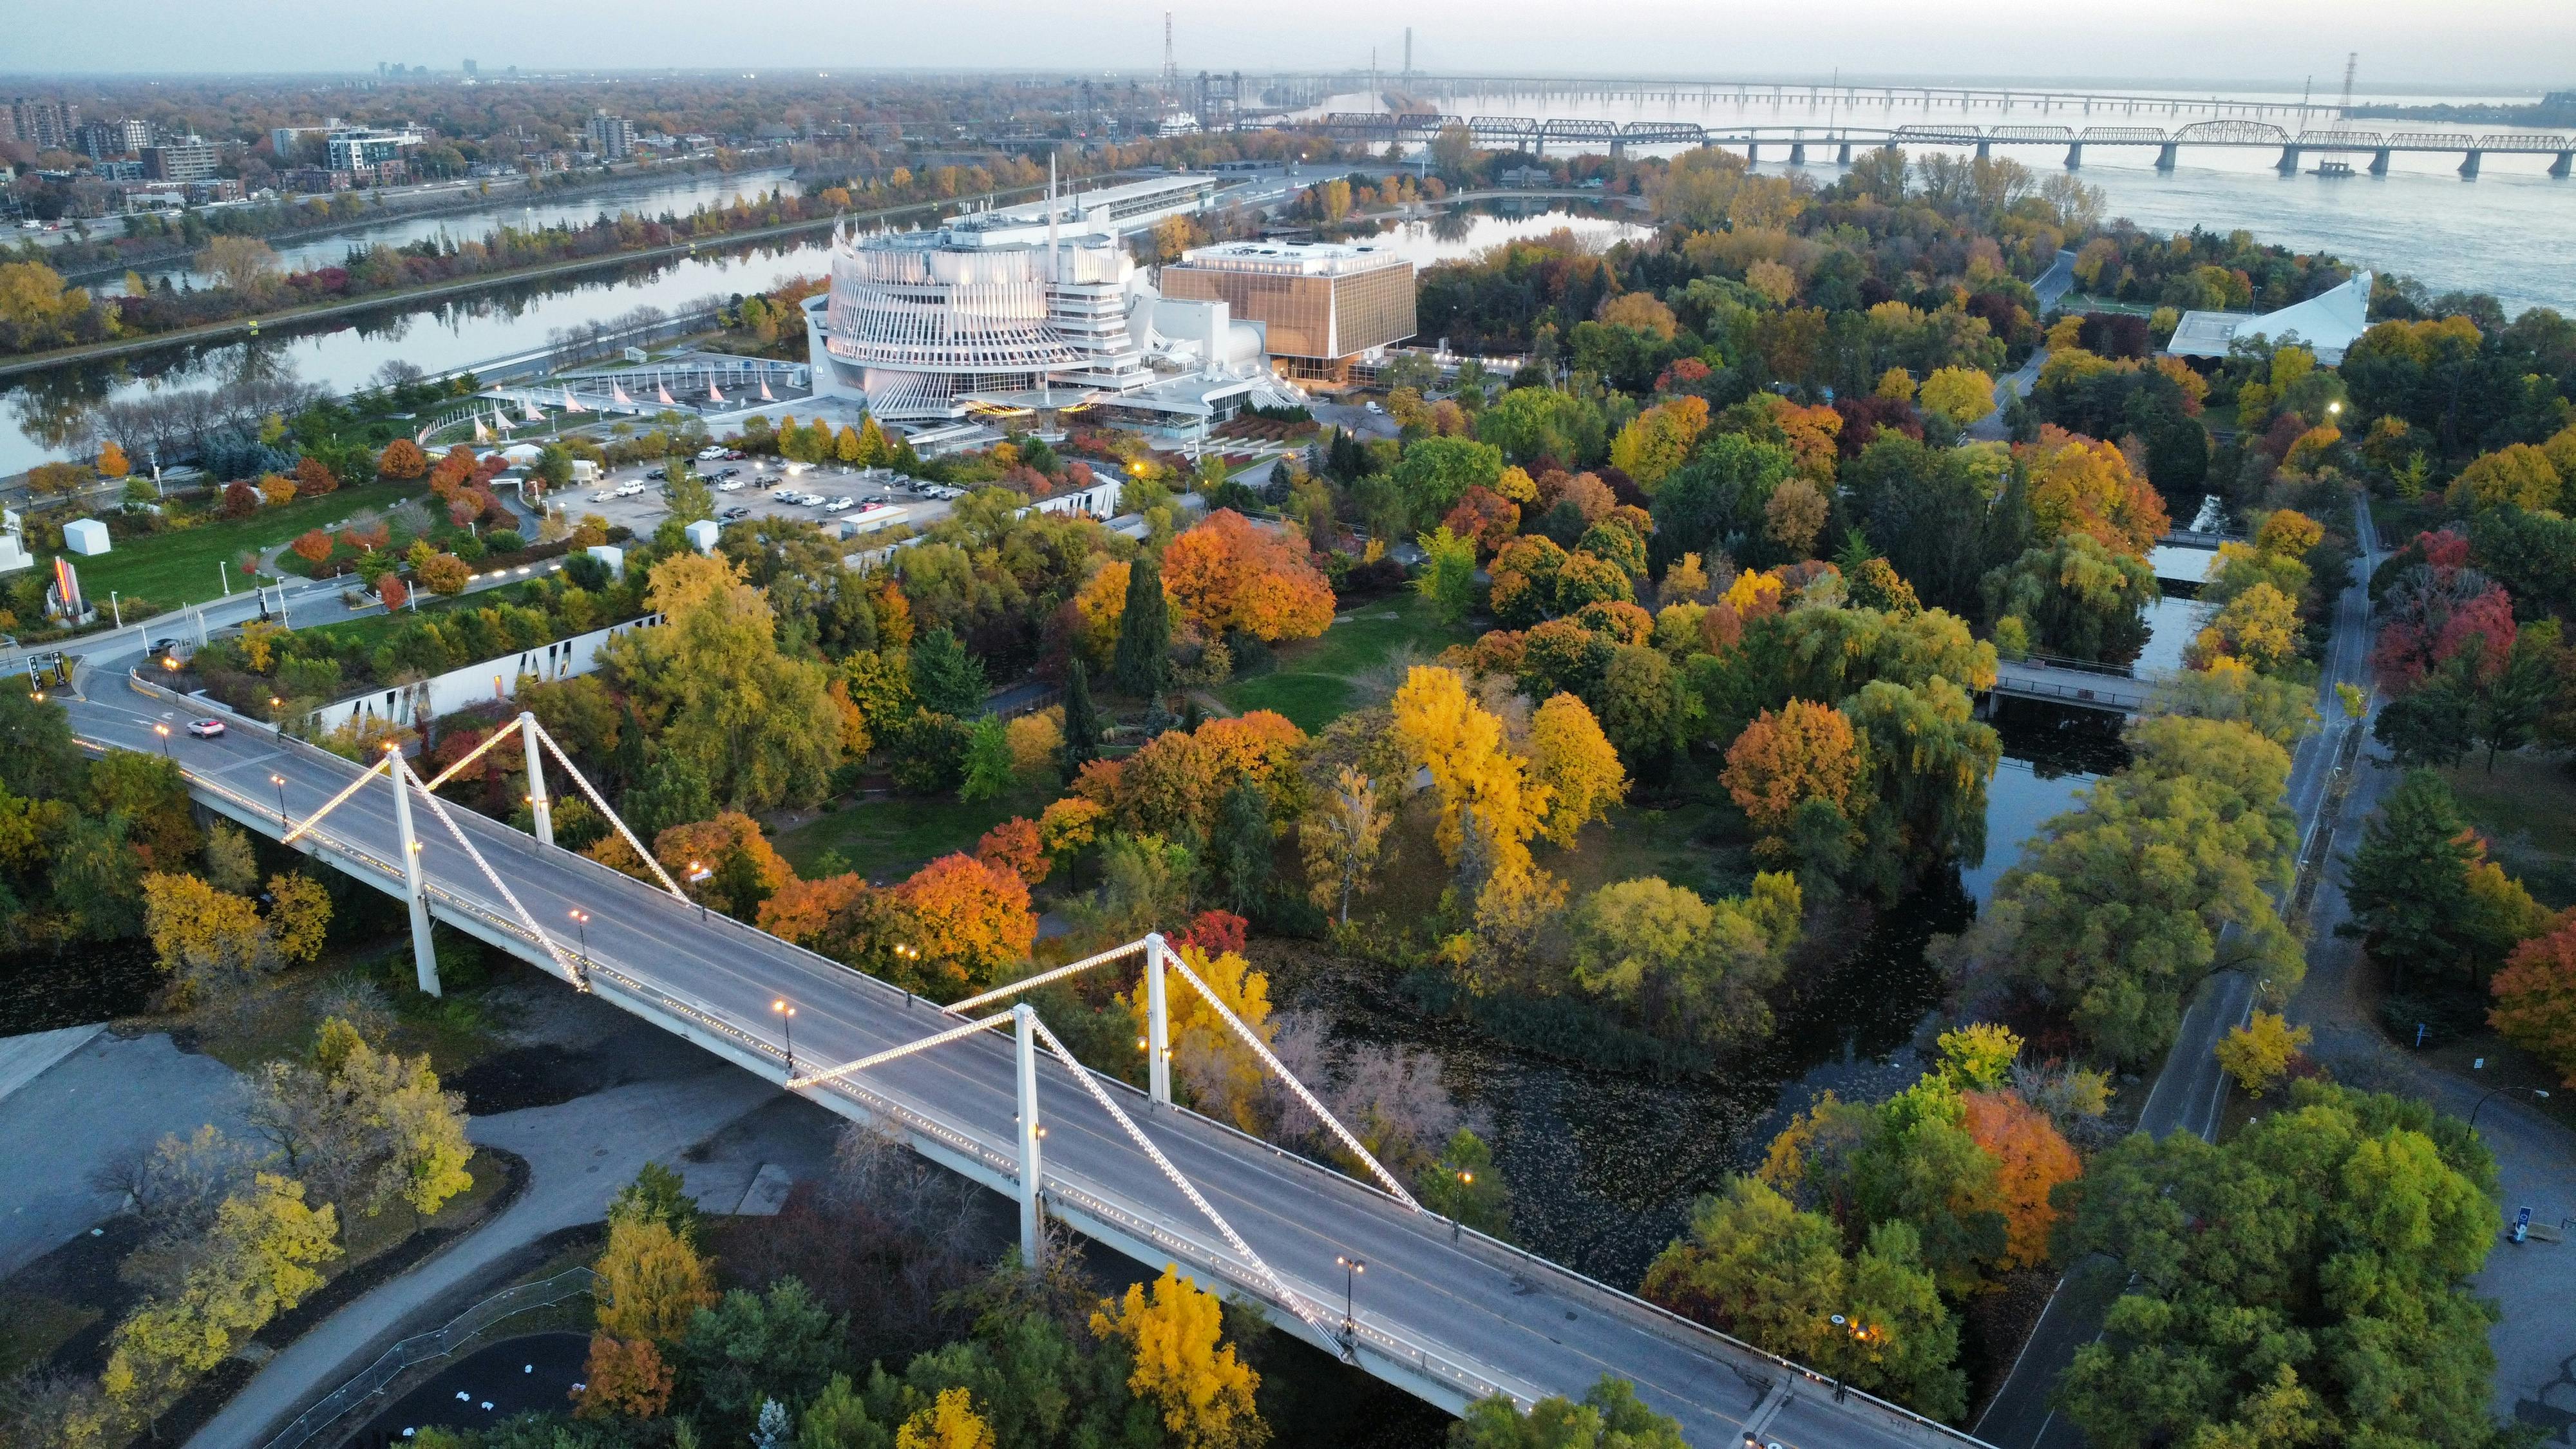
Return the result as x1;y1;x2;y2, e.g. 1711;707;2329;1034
1527;693;1627;847
1389;666;1551;880
593;1217;716;1342
2215;1011;2313;1097
1608;396;1709;493
1918;366;1997;428
1091;1266;1265;1449
896;1387;997;1449
1126;944;1274;1130
2192;581;2301;672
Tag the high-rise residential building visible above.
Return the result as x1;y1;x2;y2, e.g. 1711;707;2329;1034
462;59;478;77
76;117;152;159
325;126;424;171
585;111;636;160
8;98;79;152
140;138;218;183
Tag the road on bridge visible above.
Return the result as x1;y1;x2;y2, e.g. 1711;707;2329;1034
59;645;1983;1449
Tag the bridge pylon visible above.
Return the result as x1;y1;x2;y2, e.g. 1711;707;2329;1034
1145;931;1173;1105
520;712;552;847
388;744;441;996
1016;1003;1044;1265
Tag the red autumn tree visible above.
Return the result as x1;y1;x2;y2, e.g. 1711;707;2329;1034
1159;508;1336;642
894;854;1036;996
975;816;1049;886
1175;909;1247;958
1961;1089;2083;1270
220;480;260;518
1441;485;1522;560
378;574;410;610
2492;909;2576;1087
294;455;339;497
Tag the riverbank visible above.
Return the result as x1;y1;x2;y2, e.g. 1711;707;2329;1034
0;182;1044;383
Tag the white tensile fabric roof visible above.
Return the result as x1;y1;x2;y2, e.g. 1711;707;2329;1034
2163;271;2374;366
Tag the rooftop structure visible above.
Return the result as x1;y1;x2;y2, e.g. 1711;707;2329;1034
2165;271;2374;367
1160;240;1417;377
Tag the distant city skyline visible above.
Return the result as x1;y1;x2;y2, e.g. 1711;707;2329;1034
6;0;2571;91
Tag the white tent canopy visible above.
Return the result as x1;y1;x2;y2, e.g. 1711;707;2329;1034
2164;272;2374;366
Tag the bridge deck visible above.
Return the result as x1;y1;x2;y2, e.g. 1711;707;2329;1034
75;672;1980;1449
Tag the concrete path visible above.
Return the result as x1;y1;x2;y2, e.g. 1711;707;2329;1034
184;1066;804;1449
0;1031;246;1279
0;1024;102;1104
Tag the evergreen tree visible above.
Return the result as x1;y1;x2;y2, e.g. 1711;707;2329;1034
908;628;987;718
1112;557;1171;696
625;750;714;837
2344;769;2477;990
1205;782;1272;915
1059;658;1102;779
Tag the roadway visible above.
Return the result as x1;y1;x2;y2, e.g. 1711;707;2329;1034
59;650;1984;1449
1972;491;2382;1449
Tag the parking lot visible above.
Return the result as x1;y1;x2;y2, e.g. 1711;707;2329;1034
558;451;958;545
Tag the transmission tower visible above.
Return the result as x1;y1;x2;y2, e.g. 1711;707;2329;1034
2340;53;2358;117
1161;12;1179;108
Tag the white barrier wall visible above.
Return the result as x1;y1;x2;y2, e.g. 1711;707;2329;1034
306;614;659;735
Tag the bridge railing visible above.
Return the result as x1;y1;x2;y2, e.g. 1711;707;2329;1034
258;1269;597;1449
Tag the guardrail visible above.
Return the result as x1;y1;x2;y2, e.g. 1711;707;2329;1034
260;1267;596;1449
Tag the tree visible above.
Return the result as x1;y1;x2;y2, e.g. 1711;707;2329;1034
1391;666;1550;886
1059;659;1103;779
2059;1081;2500;1449
1163;509;1334;643
1416;526;1478;625
679;1280;844;1438
895;1387;997;1449
574;1336;674;1419
245;1019;473;1221
2344;770;2478;989
1527;693;1626;846
2214;1010;2313;1097
2020;426;2168;556
2446;442;2562;513
97;439;131;478
419;551;471;596
1764;477;1830;558
2492;911;2576;1086
1569;875;1790;1047
377;437;428;480
2193;581;2301;672
1608;397;1709;493
594;1215;716;1342
609;1161;703;1245
1113;557;1171;696
960;715;1015;803
1089;1265;1265;1449
895;854;1036;994
1958;1090;2079;1269
1917;366;1996;428
140;871;276;1001
294;454;339;498
101;1173;341;1423
1418;1128;1511;1238
290;529;334;565
1985;531;2159;664
1450;1377;1689;1449
1299;765;1388;925
1721;701;1866;839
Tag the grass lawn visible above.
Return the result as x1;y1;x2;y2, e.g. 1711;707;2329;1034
2438;750;2576;909
772;783;1054;881
46;482;428;612
1222;592;1476;732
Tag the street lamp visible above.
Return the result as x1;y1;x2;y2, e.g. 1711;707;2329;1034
270;773;289;829
2469;1085;2549;1130
153;722;171;757
773;998;797;1079
569;908;591;971
1334;1255;1367;1352
685;859;713;922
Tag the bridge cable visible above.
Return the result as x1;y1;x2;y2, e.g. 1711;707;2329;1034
397;757;585;988
944;937;1151;1014
528;719;688;900
417;717;525;793
1024;1013;1334;1336
279;754;393;846
787;1009;1018;1090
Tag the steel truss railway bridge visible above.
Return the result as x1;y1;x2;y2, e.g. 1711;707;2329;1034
1264;73;2430;124
64;668;1988;1449
1307;114;2576;178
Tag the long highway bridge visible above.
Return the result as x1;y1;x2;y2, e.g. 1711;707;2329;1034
1305;114;2576;177
62;665;1991;1449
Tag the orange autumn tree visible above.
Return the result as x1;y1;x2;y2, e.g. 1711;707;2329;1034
1160;509;1335;642
377;437;428;480
2492;909;2576;1086
894;854;1036;996
574;1336;674;1419
1721;699;1867;837
650;813;794;899
757;873;875;947
2020;426;2169;558
1103;711;1307;839
976;817;1049;886
290;530;334;565
1960;1089;2081;1270
1441;486;1522;560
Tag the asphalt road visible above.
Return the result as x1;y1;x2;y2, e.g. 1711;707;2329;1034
1972;492;2382;1449
61;665;1984;1449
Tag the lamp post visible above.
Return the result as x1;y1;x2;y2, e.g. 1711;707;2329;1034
773;998;797;1079
2469;1086;2549;1131
1334;1255;1366;1354
685;859;712;922
569;908;591;971
270;773;289;829
153;722;170;757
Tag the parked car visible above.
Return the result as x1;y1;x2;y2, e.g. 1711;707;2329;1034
185;719;226;739
716;479;746;492
720;506;751;520
696;445;726;460
824;496;857;513
614;480;648;497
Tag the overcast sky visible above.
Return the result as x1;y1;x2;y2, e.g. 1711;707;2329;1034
11;0;2570;92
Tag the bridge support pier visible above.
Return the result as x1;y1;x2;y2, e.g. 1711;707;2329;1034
1835;141;1851;164
520;712;552;847
2156;142;2177;170
2277;145;2302;175
1145;933;1172;1106
2459;149;2482;178
1014;1003;1043;1265
2371;148;2392;176
1743;142;1758;164
2064;142;2083;169
2552;151;2572;179
1787;141;1805;165
1975;140;1991;160
389;752;441;997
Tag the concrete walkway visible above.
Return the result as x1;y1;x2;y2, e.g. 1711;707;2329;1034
184;1067;793;1449
0;1031;246;1279
0;1024;101;1104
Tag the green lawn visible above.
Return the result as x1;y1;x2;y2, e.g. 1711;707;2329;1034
772;783;1054;881
2438;752;2576;909
1222;592;1476;732
47;482;428;612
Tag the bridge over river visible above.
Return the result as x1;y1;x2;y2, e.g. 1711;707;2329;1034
1307;114;2576;177
64;667;1989;1449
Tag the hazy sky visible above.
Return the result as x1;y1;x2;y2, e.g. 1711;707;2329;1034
12;0;2572;91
